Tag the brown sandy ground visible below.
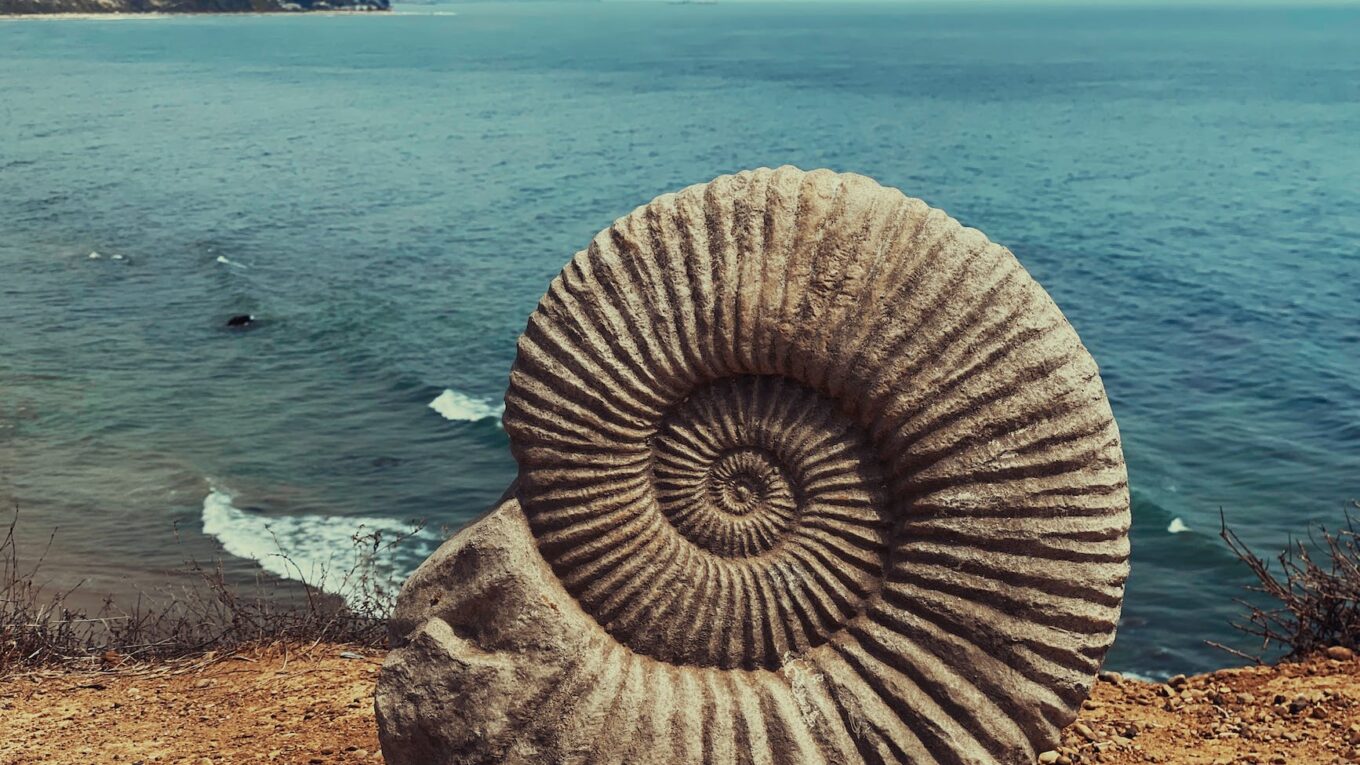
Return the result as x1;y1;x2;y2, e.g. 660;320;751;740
1049;648;1360;765
3;644;1360;765
0;644;384;765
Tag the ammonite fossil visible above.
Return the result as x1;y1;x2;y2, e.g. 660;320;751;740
376;167;1130;765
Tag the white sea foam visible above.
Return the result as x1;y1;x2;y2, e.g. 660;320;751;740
201;485;429;608
429;388;504;424
1167;517;1191;534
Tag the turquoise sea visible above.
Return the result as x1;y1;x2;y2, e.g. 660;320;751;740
1;2;1357;678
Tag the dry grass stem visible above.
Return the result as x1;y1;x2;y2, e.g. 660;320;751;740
1;504;426;675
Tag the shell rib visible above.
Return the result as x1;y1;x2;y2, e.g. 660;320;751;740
380;166;1130;765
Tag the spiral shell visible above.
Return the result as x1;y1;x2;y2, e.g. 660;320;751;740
501;167;1128;760
380;166;1129;765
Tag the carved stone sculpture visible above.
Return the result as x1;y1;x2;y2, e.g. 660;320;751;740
376;167;1130;765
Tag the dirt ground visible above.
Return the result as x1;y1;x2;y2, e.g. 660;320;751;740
0;644;384;765
1050;649;1360;765
3;643;1360;764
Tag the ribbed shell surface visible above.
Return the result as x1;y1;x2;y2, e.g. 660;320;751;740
500;166;1130;764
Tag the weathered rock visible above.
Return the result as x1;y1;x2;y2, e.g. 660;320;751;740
376;167;1131;764
1326;646;1354;661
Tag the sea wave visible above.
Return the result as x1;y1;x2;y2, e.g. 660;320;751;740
200;485;431;608
428;388;504;424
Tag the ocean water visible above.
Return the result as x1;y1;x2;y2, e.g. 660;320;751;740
1;2;1357;678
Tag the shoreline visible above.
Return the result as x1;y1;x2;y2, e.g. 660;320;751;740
0;7;393;19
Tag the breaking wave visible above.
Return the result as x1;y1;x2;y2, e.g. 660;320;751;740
428;388;504;424
200;485;432;608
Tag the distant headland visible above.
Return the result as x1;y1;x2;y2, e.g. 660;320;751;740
0;0;387;14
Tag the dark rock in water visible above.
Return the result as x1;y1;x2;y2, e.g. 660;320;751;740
226;314;255;328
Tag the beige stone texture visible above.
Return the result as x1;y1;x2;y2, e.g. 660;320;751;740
376;167;1131;764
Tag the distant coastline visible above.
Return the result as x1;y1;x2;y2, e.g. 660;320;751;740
0;0;387;15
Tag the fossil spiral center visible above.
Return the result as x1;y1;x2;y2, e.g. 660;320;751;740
650;375;889;572
528;373;891;669
707;448;792;519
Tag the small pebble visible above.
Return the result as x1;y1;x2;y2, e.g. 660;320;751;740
1325;645;1354;661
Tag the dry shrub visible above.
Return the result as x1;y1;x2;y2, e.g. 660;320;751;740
1219;502;1360;662
1;505;425;675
